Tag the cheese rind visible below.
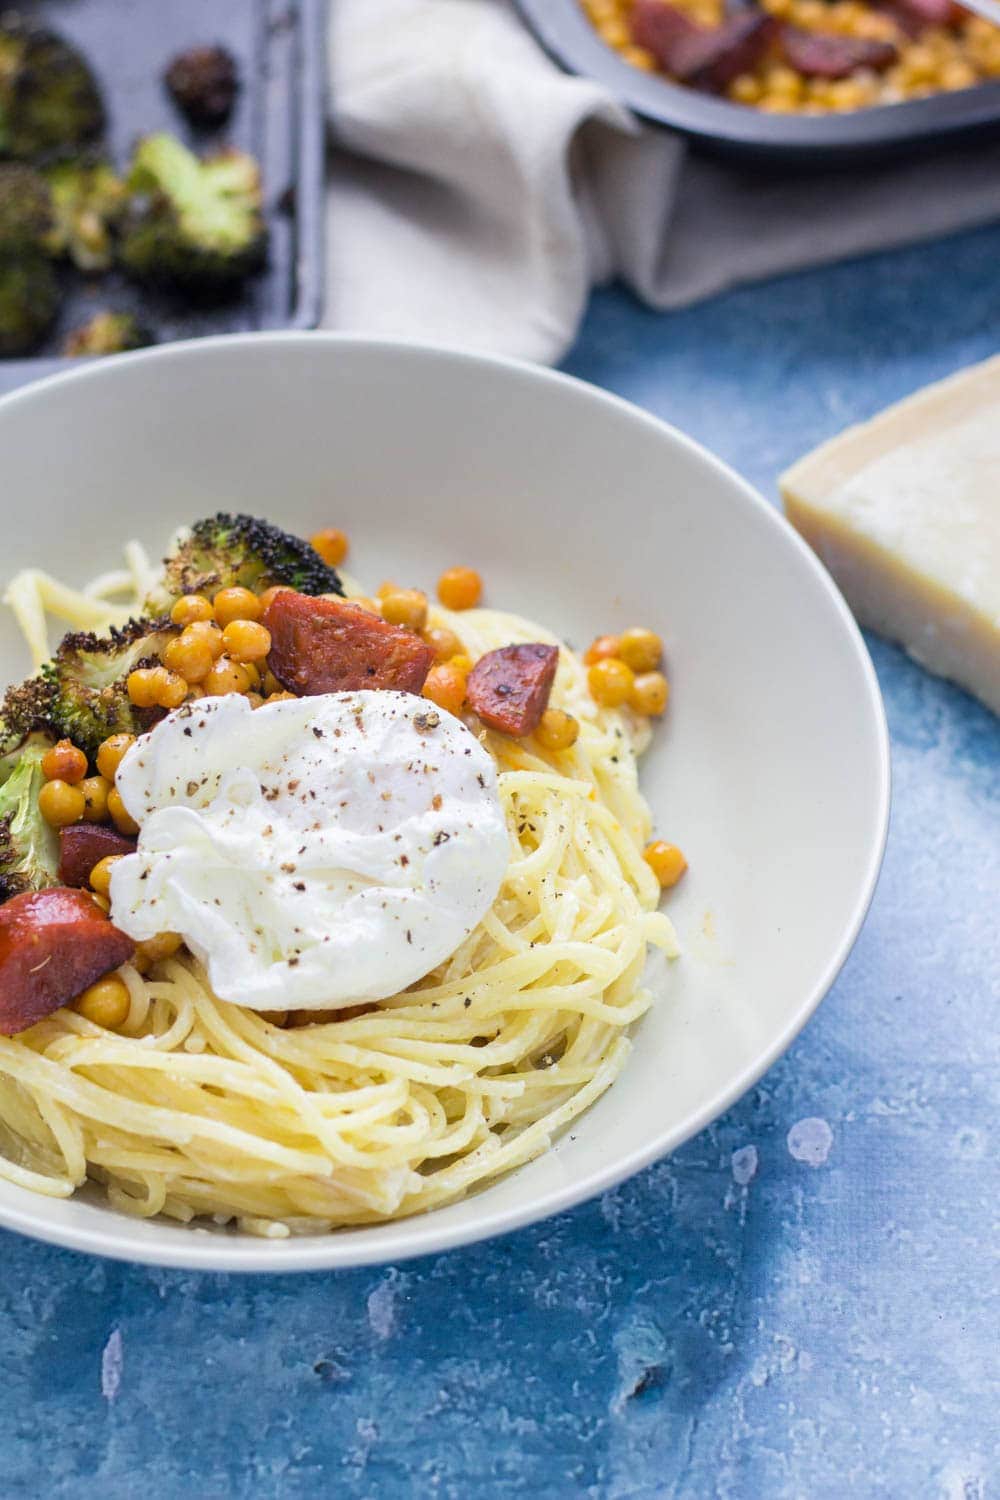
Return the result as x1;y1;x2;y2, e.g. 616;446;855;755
781;356;1000;716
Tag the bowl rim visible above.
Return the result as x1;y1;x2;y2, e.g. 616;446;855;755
0;332;890;1272
513;0;1000;159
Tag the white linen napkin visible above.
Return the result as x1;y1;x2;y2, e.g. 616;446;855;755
325;0;1000;364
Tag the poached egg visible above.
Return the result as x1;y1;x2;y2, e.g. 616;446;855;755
109;691;509;1010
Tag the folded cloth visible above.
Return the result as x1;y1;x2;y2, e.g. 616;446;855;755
326;0;1000;364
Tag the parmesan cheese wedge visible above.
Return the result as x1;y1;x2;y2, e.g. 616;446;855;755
780;356;1000;716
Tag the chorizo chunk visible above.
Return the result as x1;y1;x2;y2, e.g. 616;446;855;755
0;888;135;1035
466;644;559;737
263;591;435;697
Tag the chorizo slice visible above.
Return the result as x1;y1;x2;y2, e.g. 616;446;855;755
672;12;778;91
632;2;776;92
263;591;435;697
58;825;137;889
0;888;135;1035
630;0;703;66
466;643;559;737
780;25;897;76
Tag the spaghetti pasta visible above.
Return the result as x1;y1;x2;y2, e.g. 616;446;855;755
0;546;677;1234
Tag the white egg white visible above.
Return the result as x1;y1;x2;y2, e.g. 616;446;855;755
109;691;509;1010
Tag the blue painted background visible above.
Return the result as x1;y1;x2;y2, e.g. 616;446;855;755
3;224;999;1498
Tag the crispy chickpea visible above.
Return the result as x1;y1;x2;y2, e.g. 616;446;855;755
80;775;111;823
423;624;464;662
204;657;253;697
170;594;213;627
245;692;265;709
89;854;123;897
310;528;349;566
156;671;188;711
766;64;804;100
629;671;670;717
644;840;688;889
107;787;140;837
266;690;298;703
127;666;168;708
41;739;87;785
829;78;869;109
588;657;634;708
376;580;398;600
347;596;380;615
422;664;467;716
260;669;282;697
89;892;111;915
794;0;825;23
380;588;428;632
584;634;621;667
597;16;629;45
182;620;225;661
437;567;482;611
213;586;261;627
38;779;86;828
96;733;135;782
222;619;272;663
74;974;131;1028
448;654;474;676
941;58;976;87
258;584;292;613
163;631;216;684
535;709;579;752
243;661;261;689
135;932;182;965
621;43;656;69
730;72;763;103
619;627;664;673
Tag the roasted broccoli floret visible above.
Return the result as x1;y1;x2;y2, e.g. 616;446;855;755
0;154;59;355
40;616;175;757
0;161;51;250
43;158;124;271
0;254;59;355
120;133;266;286
0;676;56;768
63;310;153;358
148;514;344;611
0;731;59;902
164;45;238;128
0;18;105;161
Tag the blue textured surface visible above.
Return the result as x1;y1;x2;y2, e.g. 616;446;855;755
3;228;999;1499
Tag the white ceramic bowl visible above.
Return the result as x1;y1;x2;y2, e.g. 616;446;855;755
0;335;889;1271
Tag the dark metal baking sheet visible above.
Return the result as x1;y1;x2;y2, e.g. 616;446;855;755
1;0;326;362
514;0;1000;162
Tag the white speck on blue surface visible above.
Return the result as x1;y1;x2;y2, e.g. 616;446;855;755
100;1328;123;1404
367;1270;405;1340
787;1118;834;1167
731;1145;758;1185
1;233;999;1498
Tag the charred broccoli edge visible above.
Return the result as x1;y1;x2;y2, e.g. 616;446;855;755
0;675;56;755
49;613;172;662
39;614;174;755
167;513;344;599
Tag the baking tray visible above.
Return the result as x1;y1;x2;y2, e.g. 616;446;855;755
514;0;1000;162
0;0;327;377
